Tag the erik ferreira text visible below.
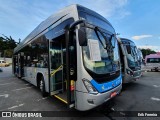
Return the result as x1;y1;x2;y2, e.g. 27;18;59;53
138;113;157;117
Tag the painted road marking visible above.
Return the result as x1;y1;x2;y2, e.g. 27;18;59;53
0;94;9;98
11;86;33;91
120;112;126;116
18;103;24;107
8;103;24;110
37;97;48;102
0;82;14;86
25;83;30;86
151;97;160;101
8;106;18;110
153;85;160;88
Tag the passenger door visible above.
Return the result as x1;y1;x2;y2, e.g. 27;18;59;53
17;52;24;78
49;39;64;95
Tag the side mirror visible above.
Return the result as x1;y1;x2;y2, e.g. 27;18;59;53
78;28;87;46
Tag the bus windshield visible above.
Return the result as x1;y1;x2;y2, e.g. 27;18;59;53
82;28;120;74
125;44;139;68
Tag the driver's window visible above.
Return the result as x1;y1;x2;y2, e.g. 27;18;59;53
126;45;131;54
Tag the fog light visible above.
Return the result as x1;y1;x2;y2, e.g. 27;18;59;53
87;99;94;104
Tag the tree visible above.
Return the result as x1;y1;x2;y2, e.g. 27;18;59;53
140;48;156;58
0;35;17;58
0;36;5;57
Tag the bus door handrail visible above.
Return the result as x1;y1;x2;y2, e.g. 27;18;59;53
50;65;63;76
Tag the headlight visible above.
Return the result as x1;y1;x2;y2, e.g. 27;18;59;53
126;69;133;76
83;79;98;94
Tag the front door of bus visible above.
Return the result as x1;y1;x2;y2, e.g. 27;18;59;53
13;55;17;74
17;52;24;78
50;39;64;95
49;34;76;107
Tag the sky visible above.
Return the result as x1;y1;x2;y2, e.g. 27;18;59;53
0;0;160;51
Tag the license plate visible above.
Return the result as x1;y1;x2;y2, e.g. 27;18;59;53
110;91;117;98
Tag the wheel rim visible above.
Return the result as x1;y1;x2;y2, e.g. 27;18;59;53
40;80;43;91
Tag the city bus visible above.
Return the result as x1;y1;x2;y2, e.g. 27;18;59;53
137;49;145;75
137;49;143;66
145;53;160;72
118;38;141;83
13;4;122;111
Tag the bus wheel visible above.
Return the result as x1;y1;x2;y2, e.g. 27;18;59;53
39;76;48;97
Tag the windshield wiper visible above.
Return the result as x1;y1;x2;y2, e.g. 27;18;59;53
94;27;112;51
94;27;119;71
94;27;114;61
94;27;106;49
109;34;116;49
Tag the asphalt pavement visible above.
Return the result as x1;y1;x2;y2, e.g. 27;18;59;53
0;66;160;120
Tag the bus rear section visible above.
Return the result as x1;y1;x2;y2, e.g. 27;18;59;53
118;38;142;83
145;53;160;72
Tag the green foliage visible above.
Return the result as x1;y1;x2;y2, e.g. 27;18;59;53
0;35;17;58
4;49;14;58
140;48;156;58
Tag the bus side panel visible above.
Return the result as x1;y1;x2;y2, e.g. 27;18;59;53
24;67;32;82
23;67;49;92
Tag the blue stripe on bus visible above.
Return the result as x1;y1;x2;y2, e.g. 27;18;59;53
90;75;122;93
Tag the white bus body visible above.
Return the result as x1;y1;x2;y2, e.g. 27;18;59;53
145;53;160;71
118;38;141;83
13;4;122;111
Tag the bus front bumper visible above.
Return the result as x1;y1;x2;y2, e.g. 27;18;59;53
75;83;122;111
123;71;141;83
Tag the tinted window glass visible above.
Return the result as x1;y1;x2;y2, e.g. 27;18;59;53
21;35;48;68
79;12;115;34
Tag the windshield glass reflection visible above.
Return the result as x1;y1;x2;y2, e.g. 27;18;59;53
83;28;120;74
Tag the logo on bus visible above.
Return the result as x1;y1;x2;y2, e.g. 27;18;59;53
101;85;105;90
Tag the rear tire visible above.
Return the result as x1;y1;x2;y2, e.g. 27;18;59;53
39;76;48;97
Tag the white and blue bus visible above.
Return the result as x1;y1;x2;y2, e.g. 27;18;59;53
118;38;141;83
13;4;122;111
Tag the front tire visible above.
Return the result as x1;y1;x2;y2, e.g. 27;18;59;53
39;76;48;97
